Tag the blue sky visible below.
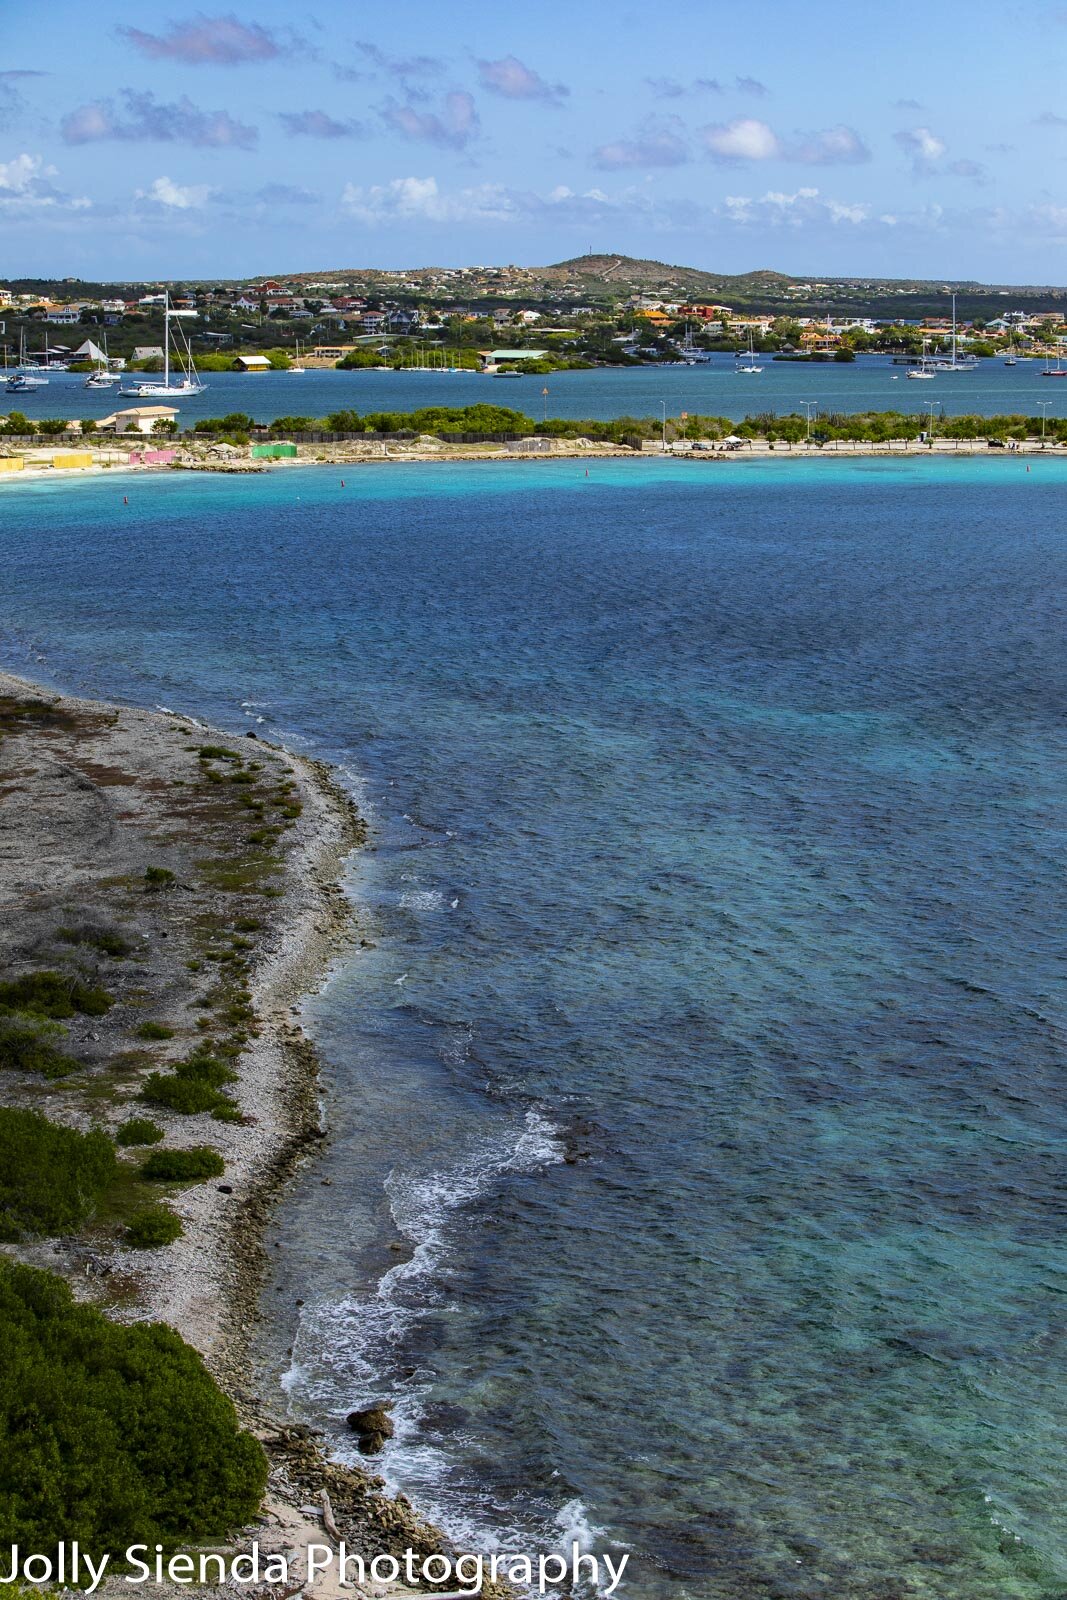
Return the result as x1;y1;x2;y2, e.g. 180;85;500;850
3;0;1067;281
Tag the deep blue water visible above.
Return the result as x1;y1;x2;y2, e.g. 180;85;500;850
2;458;1067;1598
8;353;1067;427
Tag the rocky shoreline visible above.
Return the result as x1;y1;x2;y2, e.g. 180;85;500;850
0;433;1063;490
0;671;494;1598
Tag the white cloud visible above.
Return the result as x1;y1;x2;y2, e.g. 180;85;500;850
789;124;870;165
894;126;946;172
702;117;780;161
0;152;77;211
721;187;870;226
894;127;984;180
701;118;870;166
341;175;516;224
380;91;479;149
135;175;213;209
339;174;669;230
62;90;257;148
476;55;568;104
117;16;288;66
0;152;55;193
593;117;688;169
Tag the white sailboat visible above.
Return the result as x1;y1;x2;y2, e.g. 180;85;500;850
1003;331;1017;367
735;330;763;374
927;294;973;372
120;294;206;397
289;338;306;373
680;321;712;364
906;338;937;379
84;334;117;389
6;330;47;391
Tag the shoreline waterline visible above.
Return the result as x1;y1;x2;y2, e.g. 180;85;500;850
0;666;481;1599
0;435;1064;495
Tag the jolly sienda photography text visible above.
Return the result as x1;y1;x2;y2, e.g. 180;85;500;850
0;1542;630;1596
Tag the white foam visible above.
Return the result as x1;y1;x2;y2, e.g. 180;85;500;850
399;888;446;912
281;1109;563;1428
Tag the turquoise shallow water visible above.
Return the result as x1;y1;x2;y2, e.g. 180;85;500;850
2;458;1067;1597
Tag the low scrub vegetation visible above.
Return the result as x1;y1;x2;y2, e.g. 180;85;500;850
125;1204;184;1248
0;970;113;1018
136;1021;175;1041
140;1146;225;1182
56;924;134;958
0;1260;267;1554
0;1109;116;1240
141;1045;240;1120
0;1013;79;1079
116;1117;164;1147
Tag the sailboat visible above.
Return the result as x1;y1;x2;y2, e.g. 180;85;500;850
84;335;117;389
735;330;763;374
1042;346;1067;378
6;330;47;392
289;338;306;373
907;338;936;379
927;294;972;372
1003;332;1017;367
680;321;712;364
120;294;206;397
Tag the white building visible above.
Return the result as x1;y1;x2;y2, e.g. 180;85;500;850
99;406;180;435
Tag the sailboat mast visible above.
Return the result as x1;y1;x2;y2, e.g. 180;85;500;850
163;293;170;389
951;293;957;366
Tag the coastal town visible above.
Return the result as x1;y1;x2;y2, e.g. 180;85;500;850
4;255;1067;380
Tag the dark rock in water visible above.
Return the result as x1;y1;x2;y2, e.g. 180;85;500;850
345;1403;395;1449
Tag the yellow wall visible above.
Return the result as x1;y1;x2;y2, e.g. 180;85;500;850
0;456;25;472
51;452;94;469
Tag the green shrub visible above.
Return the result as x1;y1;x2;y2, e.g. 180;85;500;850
116;1117;164;1147
144;866;175;888
0;970;113;1018
141;1046;238;1118
0;1259;266;1556
0;1013;79;1079
140;1147;225;1182
197;745;240;761
0;1109;116;1240
136;1021;175;1040
125;1204;184;1248
57;924;134;958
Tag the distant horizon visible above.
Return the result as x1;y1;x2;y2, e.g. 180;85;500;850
5;0;1067;282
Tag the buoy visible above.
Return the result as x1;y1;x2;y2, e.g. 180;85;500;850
340;479;345;487
123;496;128;505
585;469;589;478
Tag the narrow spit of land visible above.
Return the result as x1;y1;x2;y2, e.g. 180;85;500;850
0;673;491;1599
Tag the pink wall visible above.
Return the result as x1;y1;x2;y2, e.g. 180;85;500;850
127;449;177;465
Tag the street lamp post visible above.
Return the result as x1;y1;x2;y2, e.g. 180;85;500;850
924;401;938;445
1039;400;1051;445
802;400;816;443
660;400;667;454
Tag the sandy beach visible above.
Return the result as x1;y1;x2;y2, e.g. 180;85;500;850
0;432;1064;490
0;671;488;1599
